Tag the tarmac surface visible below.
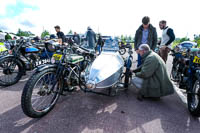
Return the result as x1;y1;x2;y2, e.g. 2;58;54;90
0;52;200;133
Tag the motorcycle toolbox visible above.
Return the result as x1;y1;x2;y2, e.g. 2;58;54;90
65;54;84;64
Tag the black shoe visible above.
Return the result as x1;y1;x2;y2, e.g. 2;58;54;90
137;93;144;101
63;86;76;92
151;97;161;101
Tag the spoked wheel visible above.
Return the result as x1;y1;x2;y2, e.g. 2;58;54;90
0;57;23;86
170;65;181;82
119;48;126;55
187;80;200;117
21;68;62;118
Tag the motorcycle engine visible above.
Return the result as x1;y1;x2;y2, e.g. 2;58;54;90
28;53;39;61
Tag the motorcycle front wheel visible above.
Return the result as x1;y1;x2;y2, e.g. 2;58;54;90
21;68;63;118
187;80;200;117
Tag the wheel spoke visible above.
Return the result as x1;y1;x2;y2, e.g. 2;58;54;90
31;71;60;112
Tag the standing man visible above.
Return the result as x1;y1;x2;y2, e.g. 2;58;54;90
86;27;96;50
5;33;12;41
134;16;157;67
159;20;175;63
54;25;66;45
73;32;80;45
97;34;104;54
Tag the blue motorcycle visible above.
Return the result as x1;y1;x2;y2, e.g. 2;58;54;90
0;39;53;86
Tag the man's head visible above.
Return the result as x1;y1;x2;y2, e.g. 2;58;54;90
54;25;60;32
87;26;92;30
138;44;150;56
142;16;150;29
74;32;77;35
159;20;167;30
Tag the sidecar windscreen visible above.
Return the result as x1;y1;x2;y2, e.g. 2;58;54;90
102;38;119;52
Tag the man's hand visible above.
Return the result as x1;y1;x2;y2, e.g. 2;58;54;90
131;69;137;73
160;45;167;50
58;39;62;45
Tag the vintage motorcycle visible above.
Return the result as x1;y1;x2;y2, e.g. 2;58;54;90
171;47;200;117
21;38;133;118
21;42;96;118
0;39;53;86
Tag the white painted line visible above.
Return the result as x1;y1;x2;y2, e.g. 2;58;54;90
173;82;187;105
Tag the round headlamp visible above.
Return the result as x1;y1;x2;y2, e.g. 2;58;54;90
86;80;96;90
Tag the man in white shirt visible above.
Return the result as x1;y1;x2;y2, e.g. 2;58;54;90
159;20;175;63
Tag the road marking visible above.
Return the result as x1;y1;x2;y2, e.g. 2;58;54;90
173;83;187;105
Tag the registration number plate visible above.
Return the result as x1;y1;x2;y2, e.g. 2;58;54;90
53;54;62;61
193;56;200;64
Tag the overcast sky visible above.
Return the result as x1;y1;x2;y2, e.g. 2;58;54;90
0;0;199;39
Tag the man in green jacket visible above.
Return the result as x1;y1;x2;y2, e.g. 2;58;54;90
132;44;174;101
5;33;12;41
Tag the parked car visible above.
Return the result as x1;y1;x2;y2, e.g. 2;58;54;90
177;41;197;49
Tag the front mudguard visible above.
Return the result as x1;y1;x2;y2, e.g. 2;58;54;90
35;63;57;73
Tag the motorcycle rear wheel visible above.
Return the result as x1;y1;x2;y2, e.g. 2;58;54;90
187;80;200;117
0;57;24;86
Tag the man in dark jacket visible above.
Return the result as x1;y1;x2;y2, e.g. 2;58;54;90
134;16;157;67
97;34;104;54
86;27;96;49
5;33;12;41
73;32;80;45
132;44;174;101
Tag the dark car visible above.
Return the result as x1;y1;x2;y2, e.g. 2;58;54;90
178;41;197;49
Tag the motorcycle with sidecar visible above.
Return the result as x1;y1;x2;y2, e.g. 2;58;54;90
21;38;133;118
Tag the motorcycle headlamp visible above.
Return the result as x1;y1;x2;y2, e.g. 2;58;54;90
45;41;59;52
86;80;96;90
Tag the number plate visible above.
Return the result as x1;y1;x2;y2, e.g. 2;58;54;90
53;54;62;61
193;56;200;64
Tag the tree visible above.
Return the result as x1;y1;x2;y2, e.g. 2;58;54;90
0;30;2;32
194;34;200;47
16;29;34;37
41;30;50;38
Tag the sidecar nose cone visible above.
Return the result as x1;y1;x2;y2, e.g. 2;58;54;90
86;80;96;90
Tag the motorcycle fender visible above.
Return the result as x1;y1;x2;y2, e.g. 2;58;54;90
195;69;200;79
125;56;133;69
35;64;57;72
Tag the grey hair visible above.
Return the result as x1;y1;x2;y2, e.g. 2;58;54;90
139;44;150;52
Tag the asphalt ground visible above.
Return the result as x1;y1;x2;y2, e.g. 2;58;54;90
0;51;200;133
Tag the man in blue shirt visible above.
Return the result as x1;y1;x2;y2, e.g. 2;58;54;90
134;16;157;67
